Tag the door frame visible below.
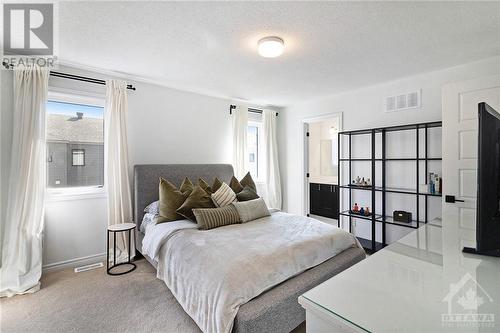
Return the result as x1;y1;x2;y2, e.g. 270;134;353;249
301;112;343;223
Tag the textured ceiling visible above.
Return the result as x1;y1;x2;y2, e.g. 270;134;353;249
58;1;500;107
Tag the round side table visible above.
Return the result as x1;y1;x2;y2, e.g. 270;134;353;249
107;223;137;276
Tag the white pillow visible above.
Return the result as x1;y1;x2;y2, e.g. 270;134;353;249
140;212;159;233
211;182;237;207
143;200;159;214
232;198;270;222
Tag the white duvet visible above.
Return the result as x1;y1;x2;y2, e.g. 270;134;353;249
142;211;360;333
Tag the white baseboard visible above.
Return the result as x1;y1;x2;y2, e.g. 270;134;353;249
43;252;107;273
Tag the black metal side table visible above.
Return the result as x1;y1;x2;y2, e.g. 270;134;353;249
107;223;137;276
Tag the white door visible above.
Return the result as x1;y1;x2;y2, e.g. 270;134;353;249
442;75;500;229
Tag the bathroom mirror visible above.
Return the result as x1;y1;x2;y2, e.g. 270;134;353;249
320;139;337;177
306;112;342;185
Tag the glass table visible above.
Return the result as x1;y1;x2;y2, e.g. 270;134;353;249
299;217;500;332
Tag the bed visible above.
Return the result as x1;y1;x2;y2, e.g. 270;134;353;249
133;164;366;333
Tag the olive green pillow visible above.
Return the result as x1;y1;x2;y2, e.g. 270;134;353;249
176;185;216;221
199;177;224;194
198;178;212;194
157;177;193;223
229;176;244;193
240;172;257;191
236;186;260;202
212;177;223;193
229;172;257;194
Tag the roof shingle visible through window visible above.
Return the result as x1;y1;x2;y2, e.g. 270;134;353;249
47;114;103;143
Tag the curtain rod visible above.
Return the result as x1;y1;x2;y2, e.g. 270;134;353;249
50;71;136;90
2;61;136;90
229;104;278;117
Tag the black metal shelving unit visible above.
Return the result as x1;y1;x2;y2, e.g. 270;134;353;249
337;121;442;253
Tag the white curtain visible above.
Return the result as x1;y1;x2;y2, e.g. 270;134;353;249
262;110;282;209
105;80;134;260
1;66;49;297
232;105;248;179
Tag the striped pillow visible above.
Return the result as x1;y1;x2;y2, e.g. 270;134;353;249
211;182;237;207
193;205;241;230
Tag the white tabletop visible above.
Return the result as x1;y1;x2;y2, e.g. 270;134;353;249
300;216;500;332
107;223;136;231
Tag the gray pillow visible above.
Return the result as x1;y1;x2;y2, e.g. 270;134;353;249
232;198;270;223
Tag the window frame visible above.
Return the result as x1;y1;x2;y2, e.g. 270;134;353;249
71;149;86;166
45;89;106;200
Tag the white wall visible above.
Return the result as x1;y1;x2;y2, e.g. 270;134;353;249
1;64;271;270
279;56;500;242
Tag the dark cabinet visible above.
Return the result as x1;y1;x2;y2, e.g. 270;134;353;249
309;183;339;219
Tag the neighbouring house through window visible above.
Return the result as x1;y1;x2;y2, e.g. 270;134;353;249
46;96;104;189
247;112;265;182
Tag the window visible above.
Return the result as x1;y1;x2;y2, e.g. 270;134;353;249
247;113;265;182
247;125;259;178
72;149;85;166
46;93;104;190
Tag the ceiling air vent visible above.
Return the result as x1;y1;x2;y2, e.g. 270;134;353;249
385;90;421;112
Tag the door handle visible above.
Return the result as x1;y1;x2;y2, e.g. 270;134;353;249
445;195;465;203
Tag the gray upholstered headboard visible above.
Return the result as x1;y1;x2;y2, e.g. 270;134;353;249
133;164;234;232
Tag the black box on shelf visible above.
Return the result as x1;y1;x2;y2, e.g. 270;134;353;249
393;211;412;223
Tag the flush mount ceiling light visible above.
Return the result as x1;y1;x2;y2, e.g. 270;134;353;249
258;36;284;58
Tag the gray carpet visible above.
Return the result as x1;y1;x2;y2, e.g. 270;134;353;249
0;259;305;333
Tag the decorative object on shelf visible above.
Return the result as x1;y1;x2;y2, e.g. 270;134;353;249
351;204;371;216
393;210;412;223
352;176;371;187
428;173;442;194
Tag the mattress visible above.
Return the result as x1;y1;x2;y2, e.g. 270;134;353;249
139;244;365;333
141;212;363;333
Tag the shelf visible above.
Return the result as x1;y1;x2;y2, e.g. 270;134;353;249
339;157;442;162
339;210;382;222
339;184;374;191
385;157;442;161
376;216;420;229
340;210;422;229
338;120;442;253
338;121;442;136
356;237;384;253
339;184;442;197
